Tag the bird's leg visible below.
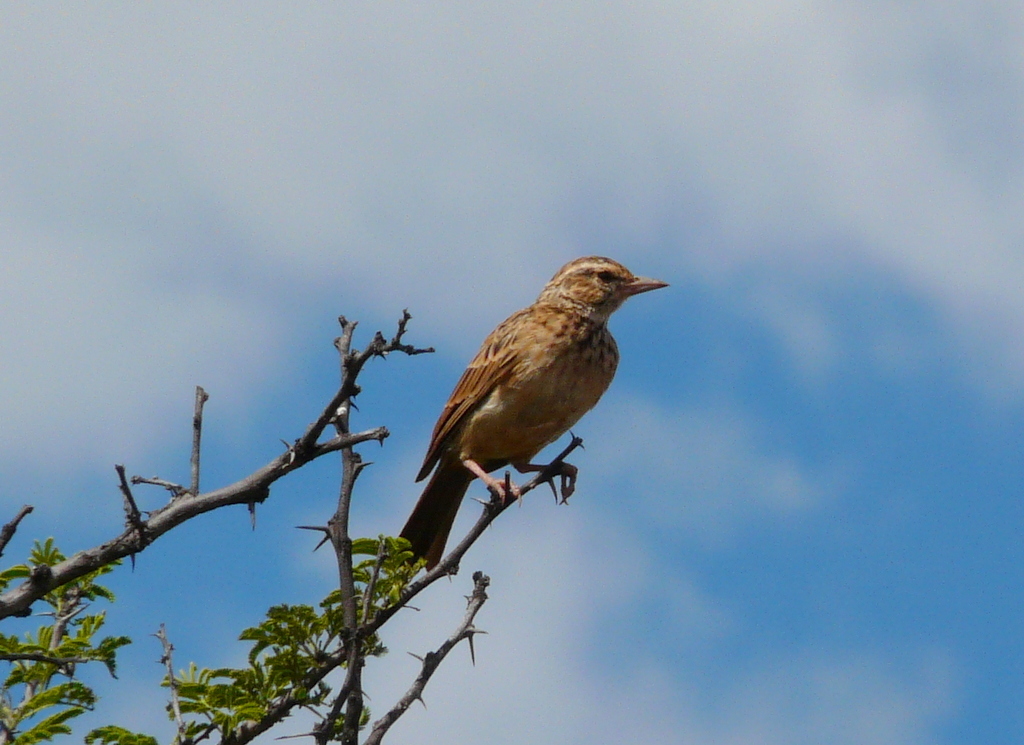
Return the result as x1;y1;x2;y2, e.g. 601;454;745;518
513;461;578;503
462;459;520;504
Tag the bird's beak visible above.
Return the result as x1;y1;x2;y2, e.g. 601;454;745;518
624;275;669;296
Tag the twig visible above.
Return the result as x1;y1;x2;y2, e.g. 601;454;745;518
191;386;209;496
0;652;92;668
311;312;434;745
115;466;141;520
314;654;363;745
18;585;87;702
0;505;32;559
130;476;188;497
364;572;491;745
295;313;432;461
331;317;366;745
155;624;186;744
115;465;147;557
387;309;436;357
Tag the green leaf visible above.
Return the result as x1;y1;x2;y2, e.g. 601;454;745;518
351;537;381;556
12;705;86;745
84;725;159;745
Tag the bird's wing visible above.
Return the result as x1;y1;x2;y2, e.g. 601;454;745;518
416;308;530;481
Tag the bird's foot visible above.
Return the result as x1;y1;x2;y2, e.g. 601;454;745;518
553;461;577;503
463;459;521;505
515;460;578;503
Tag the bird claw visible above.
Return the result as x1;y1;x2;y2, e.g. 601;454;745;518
557;462;581;503
533;460;577;503
499;473;522;506
479;470;520;506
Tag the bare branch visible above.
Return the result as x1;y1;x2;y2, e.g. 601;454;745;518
191;386;210;496
364;571;491;745
0;419;385;619
386;309;436;357
329;317;367;745
2;311;481;745
0;505;32;559
130;476;188;497
179;313;429;745
115;465;146;535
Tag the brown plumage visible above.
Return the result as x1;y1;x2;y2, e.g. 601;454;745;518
400;256;668;568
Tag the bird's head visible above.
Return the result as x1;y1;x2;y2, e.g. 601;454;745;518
538;256;668;321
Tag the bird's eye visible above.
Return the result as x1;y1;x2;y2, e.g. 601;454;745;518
597;270;617;283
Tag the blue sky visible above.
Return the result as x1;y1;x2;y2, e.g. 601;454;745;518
2;4;1023;743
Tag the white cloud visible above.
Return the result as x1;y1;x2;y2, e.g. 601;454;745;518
0;220;285;479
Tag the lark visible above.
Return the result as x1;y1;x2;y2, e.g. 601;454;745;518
400;256;668;568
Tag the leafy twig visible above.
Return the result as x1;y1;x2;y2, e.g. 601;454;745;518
154;625;186;744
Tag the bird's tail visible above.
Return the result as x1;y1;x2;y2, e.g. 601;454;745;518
400;456;473;569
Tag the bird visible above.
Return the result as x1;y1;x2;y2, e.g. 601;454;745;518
399;256;668;568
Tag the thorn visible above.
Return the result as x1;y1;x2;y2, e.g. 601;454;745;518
296;525;332;551
468;633;477;665
416;694;427;710
407;652;425;663
248;502;257;530
280;440;298;466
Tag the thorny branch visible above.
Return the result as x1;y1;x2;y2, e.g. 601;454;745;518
315;311;433;745
115;464;147;563
364;572;490;745
0;308;592;744
0;313;429;621
332;318;369;745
